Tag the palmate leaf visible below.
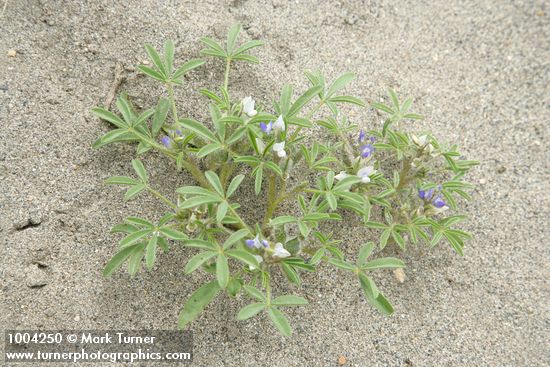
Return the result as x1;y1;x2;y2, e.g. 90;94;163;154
152;98;170;136
127;243;146;276
145;235;158;269
205;171;224;197
288;85;323;117
105;176;140;186
357;242;375;266
232;54;259;64
226;250;260;269
91;107;127;128
125;217;154;228
184;251;217;274
119;228;152;248
326;72;355;98
272;295;308;306
267;307;292;337
177;186;219;198
233;40;264;56
226;23;241;54
197;143;223;157
237;303;265;320
180;118;218;143
201;23;263;64
216;201;229;223
131;159;148;183
359;273;394;315
362;257;405;270
216;254;229;288
138;66;165;82
329;95;366;106
103;245;139;277
200;37;226;56
144;44;168;78
164;40;175;75
124;184;144;200
178;281;220;329
222;228;249;249
92;129;136;149
254;166;263;195
179;196;222;209
226;174;245;198
172;59;205;80
243;285;265;301
158;227;187;241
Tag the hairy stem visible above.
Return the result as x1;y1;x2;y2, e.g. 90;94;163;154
396;158;412;191
166;83;178;124
219;160;236;189
229;205;253;235
224;58;231;91
147;187;177;210
262;172;279;231
288;100;325;142
337;129;356;168
129;127;210;188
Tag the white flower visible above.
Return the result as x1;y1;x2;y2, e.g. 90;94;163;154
249;255;264;270
412;134;436;156
411;134;428;146
272;141;287;158
273;115;285;131
242;96;257;117
334;171;349;181
427;143;436;156
255;138;266;154
357;166;376;183
272;243;291;258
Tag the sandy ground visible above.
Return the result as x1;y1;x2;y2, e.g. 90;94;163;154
1;0;549;366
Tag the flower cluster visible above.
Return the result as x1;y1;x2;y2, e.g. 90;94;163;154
358;129;376;159
255;108;288;158
418;187;446;208
245;234;290;270
160;129;184;148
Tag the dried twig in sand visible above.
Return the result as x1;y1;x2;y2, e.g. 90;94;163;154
1;1;8;18
104;62;126;109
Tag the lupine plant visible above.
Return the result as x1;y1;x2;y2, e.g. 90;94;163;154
92;24;477;336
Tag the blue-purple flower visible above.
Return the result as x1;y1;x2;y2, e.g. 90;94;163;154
161;136;171;148
260;115;285;134
418;188;435;200
260;121;273;134
432;195;446;208
358;130;366;143
358;130;376;144
360;144;375;158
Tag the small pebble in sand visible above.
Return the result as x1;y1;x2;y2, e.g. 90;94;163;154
394;268;406;283
338;355;347;365
7;49;17;57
